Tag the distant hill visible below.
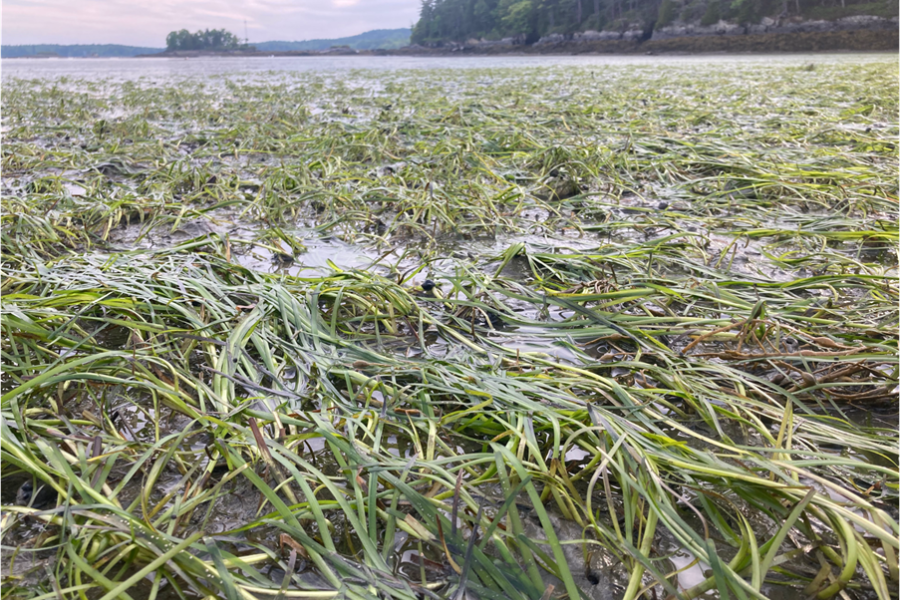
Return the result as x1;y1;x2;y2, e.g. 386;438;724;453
254;28;411;51
2;44;164;58
2;29;412;58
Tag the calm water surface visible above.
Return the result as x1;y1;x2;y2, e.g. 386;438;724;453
1;52;893;80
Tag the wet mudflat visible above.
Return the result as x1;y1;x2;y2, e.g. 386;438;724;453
1;55;897;600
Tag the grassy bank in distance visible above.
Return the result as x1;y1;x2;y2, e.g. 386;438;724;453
1;58;897;600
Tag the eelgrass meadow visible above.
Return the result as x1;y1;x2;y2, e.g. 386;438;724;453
1;55;897;600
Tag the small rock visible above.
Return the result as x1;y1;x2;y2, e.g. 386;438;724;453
16;481;57;508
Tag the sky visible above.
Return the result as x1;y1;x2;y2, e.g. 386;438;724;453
2;0;420;47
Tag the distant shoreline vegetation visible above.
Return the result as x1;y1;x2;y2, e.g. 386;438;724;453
2;28;411;58
165;29;253;52
410;0;898;45
0;44;163;58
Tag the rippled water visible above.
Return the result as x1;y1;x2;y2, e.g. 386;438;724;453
2;52;892;81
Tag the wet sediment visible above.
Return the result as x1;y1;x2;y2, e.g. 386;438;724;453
2;57;897;600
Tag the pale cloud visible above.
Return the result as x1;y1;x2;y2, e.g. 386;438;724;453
2;0;419;47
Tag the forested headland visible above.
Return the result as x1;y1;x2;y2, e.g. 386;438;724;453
410;0;897;44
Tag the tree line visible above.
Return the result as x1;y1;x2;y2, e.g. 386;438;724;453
410;0;892;44
1;44;163;58
165;29;250;52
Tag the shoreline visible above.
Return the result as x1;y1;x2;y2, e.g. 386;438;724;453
5;28;896;60
7;48;897;60
391;28;898;55
144;28;897;57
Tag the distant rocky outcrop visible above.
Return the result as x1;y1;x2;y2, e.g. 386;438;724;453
651;14;897;40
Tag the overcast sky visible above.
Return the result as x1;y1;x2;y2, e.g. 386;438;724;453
2;0;420;47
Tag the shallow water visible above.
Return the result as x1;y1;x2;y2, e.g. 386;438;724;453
2;52;893;81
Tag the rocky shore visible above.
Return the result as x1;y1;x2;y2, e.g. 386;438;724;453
653;13;895;38
395;15;898;54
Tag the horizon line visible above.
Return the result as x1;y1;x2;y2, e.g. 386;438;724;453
2;27;412;49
